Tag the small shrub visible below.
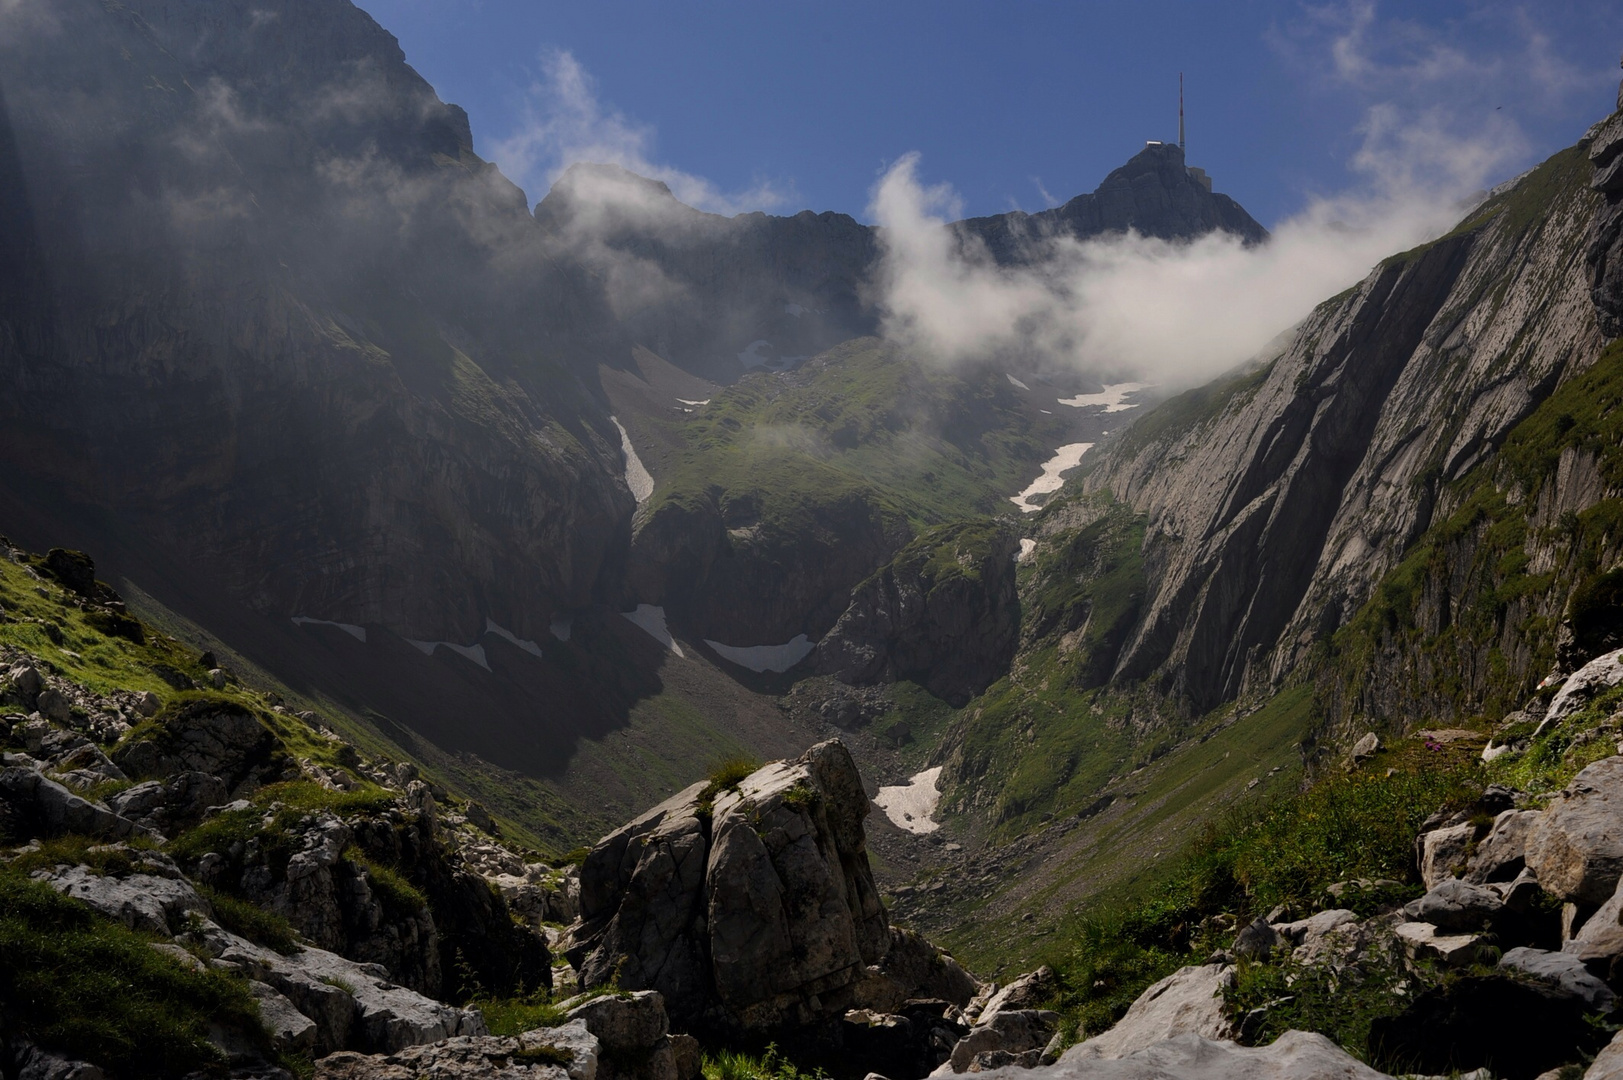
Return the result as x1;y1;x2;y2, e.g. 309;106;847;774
5;834;159;877
697;756;763;817
319;975;357;995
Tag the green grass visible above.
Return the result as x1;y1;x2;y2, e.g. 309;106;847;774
0;867;268;1078
641;337;1078;541
697;755;763;817
346;851;428;914
1030;732;1482;1045
5;834;162;876
702;1045;829;1080
473;991;567;1035
197;886;300;954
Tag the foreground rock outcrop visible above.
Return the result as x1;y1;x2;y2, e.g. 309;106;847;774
567;740;974;1039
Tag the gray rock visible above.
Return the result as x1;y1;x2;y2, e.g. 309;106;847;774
973;966;1055;1024
1527;757;1623;903
948;1009;1059;1073
1403;878;1504;931
134;691;160;717
1465;809;1543;884
188;922;484;1054
1564;870;1623;970
1015;1031;1389;1079
110;701;286;795
1394;922;1482;966
1419;823;1478;888
1232;918;1281;958
1068;965;1233;1060
1349;732;1381;764
34;862;210;935
669;1033;701;1080
1499;947;1616;1011
0;766;151;842
250;981;320;1056
562;991;668;1055
33;688;70;724
8;1040;105;1080
312;1020;596;1079
1546;652;1623;726
7;663;43;701
569;740;896;1033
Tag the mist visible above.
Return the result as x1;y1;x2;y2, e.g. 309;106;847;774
867;106;1528;388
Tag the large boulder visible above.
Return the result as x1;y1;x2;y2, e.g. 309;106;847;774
1526;757;1623;904
1565;871;1623;977
1465;809;1543;885
1499;947;1616;1012
1033;1031;1387;1079
1068;964;1233;1060
568;740;935;1036
1545;650;1623;726
1403;878;1504;931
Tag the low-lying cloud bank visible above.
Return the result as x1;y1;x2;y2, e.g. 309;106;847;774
867;108;1527;388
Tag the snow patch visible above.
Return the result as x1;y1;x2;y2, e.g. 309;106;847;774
676;398;710;406
406;639;491;671
610;416;654;503
484;619;543;659
1057;381;1152;412
874;767;943;835
291;617;366;643
1018;538;1036;562
704;634;814;673
621;604;685;658
1010;443;1094;513
550;614;573;642
1006;374;1030;391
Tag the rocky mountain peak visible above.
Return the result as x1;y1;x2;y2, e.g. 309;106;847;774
958;140;1268;263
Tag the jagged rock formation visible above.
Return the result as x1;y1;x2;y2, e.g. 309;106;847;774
959;143;1268;263
1080;124;1613;721
565;740;983;1046
814;520;1021;706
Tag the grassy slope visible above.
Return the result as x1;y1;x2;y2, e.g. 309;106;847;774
639;338;1079;533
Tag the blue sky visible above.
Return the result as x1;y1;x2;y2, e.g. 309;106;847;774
359;1;1623;228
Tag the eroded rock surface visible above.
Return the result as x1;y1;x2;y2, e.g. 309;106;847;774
568;740;970;1036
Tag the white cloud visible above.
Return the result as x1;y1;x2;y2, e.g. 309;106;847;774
868;104;1525;388
489;50;789;215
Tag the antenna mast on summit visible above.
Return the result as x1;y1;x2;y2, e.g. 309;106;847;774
1179;72;1185;152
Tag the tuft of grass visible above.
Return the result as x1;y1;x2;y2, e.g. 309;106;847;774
697;756;762;817
196;886;299;954
474;991;566;1036
702;1044;829;1080
346;851;428;915
0;867;268;1077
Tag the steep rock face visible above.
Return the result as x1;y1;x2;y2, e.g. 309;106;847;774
627;484;911;647
814;520;1021;706
1084;138;1609;716
959;143;1268;263
566;741;966;1036
0;0;630;644
1587;69;1623;335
